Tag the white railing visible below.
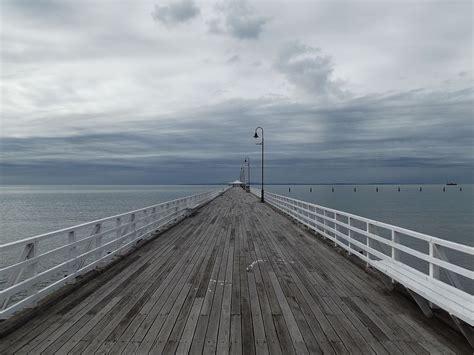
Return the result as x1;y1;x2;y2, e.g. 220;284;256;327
251;189;474;326
0;187;229;319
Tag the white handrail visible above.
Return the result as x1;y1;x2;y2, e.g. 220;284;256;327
0;187;229;319
251;188;474;326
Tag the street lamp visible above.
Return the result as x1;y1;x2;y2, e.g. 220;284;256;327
253;126;264;202
244;156;250;192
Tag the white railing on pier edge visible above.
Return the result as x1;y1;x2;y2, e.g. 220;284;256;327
0;187;229;320
251;188;473;327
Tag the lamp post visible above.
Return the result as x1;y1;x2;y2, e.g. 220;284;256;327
244;156;250;192
253;126;264;202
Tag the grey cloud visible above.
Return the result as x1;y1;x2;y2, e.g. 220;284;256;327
151;0;200;26
226;54;240;64
211;0;268;40
276;42;348;98
226;14;266;40
2;0;78;24
206;18;223;34
1;87;472;184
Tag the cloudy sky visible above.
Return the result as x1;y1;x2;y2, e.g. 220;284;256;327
1;0;472;184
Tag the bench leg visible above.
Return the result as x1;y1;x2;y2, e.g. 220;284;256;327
381;276;395;291
451;315;474;348
407;289;433;318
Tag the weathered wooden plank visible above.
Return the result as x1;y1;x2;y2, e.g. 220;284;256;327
216;242;234;355
164;213;232;354
188;238;227;354
246;219;294;355
237;211;256;355
150;208;229;354
175;298;204;355
103;219;217;354
52;296;123;354
268;271;309;354
203;223;231;354
133;201;227;354
148;283;192;353
113;198;227;354
246;248;269;354
230;314;242;355
252;209;334;354
258;225;321;354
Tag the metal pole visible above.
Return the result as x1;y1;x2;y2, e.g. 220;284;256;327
254;126;264;202
247;157;250;192
261;132;264;202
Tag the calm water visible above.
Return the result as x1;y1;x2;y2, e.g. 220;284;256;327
266;184;473;247
0;185;224;244
1;184;471;246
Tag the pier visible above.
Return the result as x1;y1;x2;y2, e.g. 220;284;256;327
0;187;472;354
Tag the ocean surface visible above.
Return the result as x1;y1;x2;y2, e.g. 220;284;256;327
1;184;471;246
265;184;473;247
0;185;224;245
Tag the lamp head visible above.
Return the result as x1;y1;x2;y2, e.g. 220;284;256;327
253;132;259;139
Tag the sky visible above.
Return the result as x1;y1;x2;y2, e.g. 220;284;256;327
0;0;473;184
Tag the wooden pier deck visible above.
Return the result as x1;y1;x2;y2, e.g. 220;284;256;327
0;188;470;354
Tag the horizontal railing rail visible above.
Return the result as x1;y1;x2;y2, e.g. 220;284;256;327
0;187;229;319
251;188;474;326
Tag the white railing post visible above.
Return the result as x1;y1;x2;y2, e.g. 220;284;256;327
429;241;434;278
115;217;122;248
130;213;137;242
433;244;461;289
366;223;370;268
68;231;77;276
323;210;328;241
318;208;325;240
151;207;156;230
94;223;103;261
391;230;400;261
141;209;148;239
348;217;352;255
1;242;37;310
27;240;39;278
